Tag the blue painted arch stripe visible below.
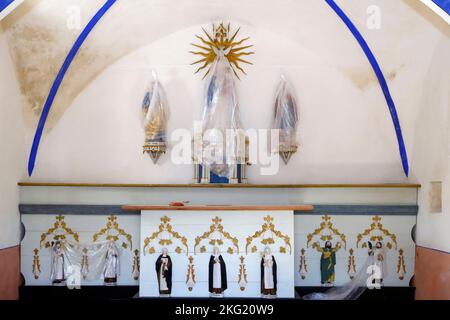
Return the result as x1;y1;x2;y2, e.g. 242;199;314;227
27;0;117;176
325;0;409;176
0;0;14;12
432;0;450;14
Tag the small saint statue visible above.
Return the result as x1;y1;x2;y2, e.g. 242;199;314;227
103;240;120;286
368;241;386;285
50;241;66;286
208;247;227;297
155;247;172;296
319;241;339;286
260;246;277;298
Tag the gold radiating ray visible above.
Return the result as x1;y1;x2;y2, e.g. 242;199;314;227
191;57;208;65
231;45;254;52
190;23;254;79
191;43;210;51
230;37;250;47
228;27;241;43
194;61;209;74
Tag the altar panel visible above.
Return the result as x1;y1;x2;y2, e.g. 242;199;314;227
293;214;416;287
139;210;295;298
21;214;140;286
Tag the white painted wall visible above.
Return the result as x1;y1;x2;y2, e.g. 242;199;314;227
0;23;26;249
412;34;450;253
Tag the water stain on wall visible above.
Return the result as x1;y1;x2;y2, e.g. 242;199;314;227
345;64;404;90
5;2;81;132
2;0;188;134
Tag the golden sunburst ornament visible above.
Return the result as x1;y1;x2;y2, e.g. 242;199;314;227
190;23;254;79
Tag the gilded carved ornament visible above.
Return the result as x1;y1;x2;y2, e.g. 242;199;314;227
39;215;79;248
347;248;356;279
143;216;188;255
190;22;254;79
194;216;239;254
356;216;397;250
306;215;347;252
92;215;133;250
32;248;41;279
245;215;292;254
238;256;248;291
186;256;196;291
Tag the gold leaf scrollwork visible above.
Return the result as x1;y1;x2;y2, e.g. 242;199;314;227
186;256;196;291
194;216;239;254
298;248;307;280
347;248;356;279
32;248;41;279
245;215;292;254
238;256;248;291
306;215;347;252
397;249;406;280
356;216;398;250
39;215;79;248
143;216;188;255
81;247;89;280
132;249;140;280
92;215;133;250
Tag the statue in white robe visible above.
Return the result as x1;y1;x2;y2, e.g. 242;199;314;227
50;241;66;285
260;246;277;298
155;248;172;296
103;240;120;285
208;247;227;297
368;241;387;286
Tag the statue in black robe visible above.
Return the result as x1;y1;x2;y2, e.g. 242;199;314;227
208;247;227;297
260;246;277;297
155;248;172;296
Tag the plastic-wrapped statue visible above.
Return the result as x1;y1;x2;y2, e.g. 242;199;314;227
103;240;120;286
191;23;254;183
197;53;245;179
272;75;299;164
50;241;66;285
368;241;387;285
208;247;227;297
141;71;169;164
260;246;277;298
155;248;172;296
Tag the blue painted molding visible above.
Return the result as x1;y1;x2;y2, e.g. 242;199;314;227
295;205;418;216
19;204;140;216
326;0;409;177
19;204;417;216
0;0;14;12
27;0;117;176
